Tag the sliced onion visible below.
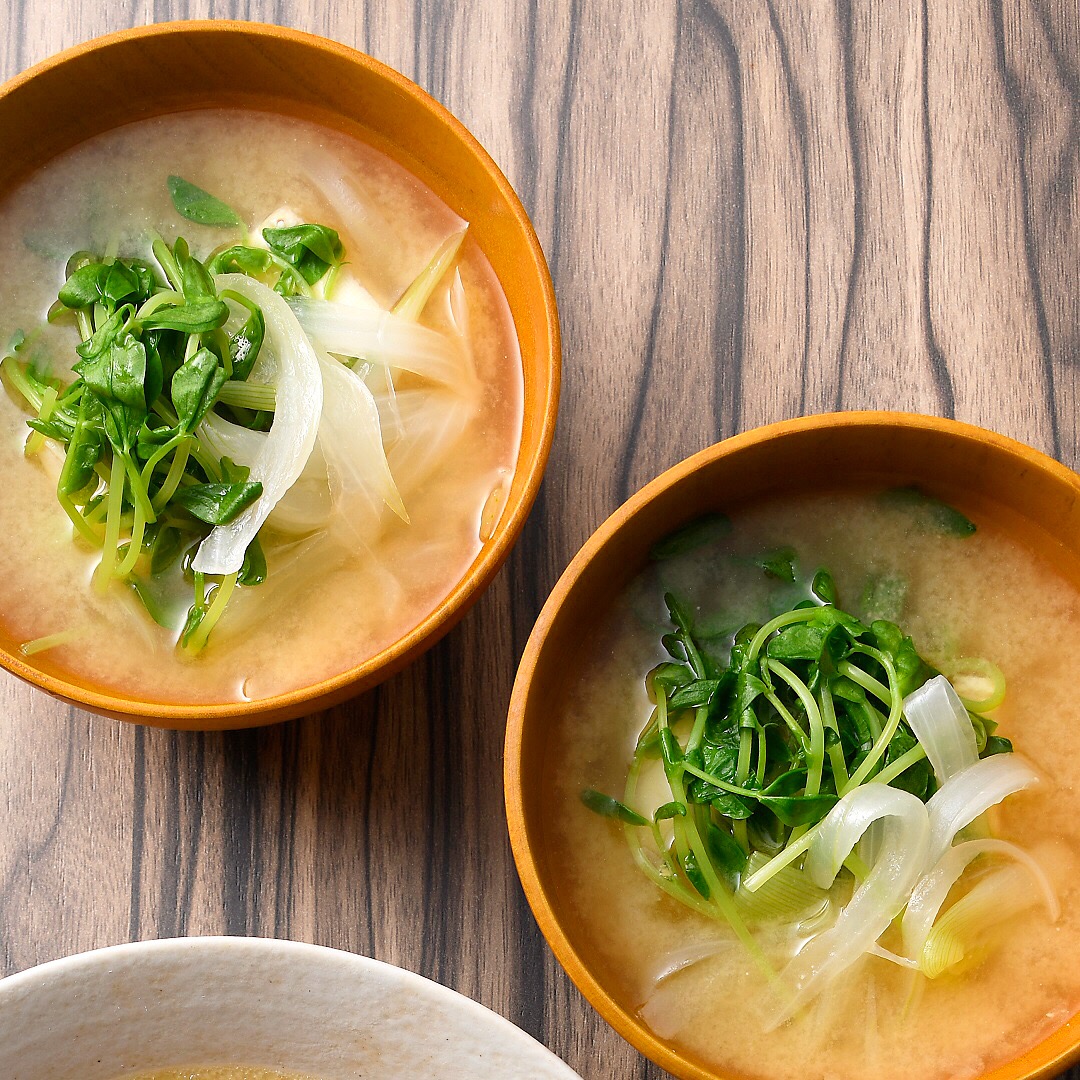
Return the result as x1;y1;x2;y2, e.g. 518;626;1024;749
925;754;1040;868
448;268;479;385
193;274;322;575
265;444;334;534
866;943;919;970
804;785;927;891
765;785;929;1029
735;851;830;924
361;362;405;446
384;389;473;494
315;349;407;525
289;297;472;390
903;675;979;783
920;864;1048;978
198;410;266;464
647;936;734;988
199;413;333;535
902;838;1058;964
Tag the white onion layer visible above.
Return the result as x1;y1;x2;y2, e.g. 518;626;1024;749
766;785;929;1029
925;754;1040;868
901;837;1059;964
289;297;471;390
192;274;322;575
903;675;979;782
315;349;407;525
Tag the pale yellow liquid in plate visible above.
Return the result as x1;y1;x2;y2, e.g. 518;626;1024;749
128;1070;317;1080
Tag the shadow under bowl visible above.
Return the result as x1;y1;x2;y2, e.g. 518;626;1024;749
506;411;1080;1080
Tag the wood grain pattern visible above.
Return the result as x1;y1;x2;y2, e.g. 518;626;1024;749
0;3;1078;1078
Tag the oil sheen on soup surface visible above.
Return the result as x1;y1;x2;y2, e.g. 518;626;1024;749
546;492;1080;1080
0;110;522;702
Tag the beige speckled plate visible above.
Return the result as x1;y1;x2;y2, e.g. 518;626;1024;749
0;937;581;1079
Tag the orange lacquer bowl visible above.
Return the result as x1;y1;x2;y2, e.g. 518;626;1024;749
506;412;1080;1080
0;22;559;729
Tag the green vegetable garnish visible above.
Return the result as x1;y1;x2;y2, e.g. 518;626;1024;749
650;512;732;561
880;486;977;536
262;223;344;286
0;177;346;654
167;175;242;228
583;531;1006;980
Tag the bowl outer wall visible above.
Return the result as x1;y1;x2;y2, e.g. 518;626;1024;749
0;21;560;728
504;410;1080;1080
0;936;582;1079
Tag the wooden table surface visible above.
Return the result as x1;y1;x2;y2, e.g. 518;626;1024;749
1;2;1078;1078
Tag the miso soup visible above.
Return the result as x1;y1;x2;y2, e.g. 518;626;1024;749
0;110;522;703
545;490;1080;1080
127;1070;317;1080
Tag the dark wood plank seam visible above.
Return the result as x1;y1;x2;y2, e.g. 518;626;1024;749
360;691;381;955
271;723;298;937
412;0;423;85
699;0;746;438
989;0;1062;458
513;0;541;216
128;724;146;941
9;0;27;75
545;0;581;285
222;732;258;935
420;652;453;984
1030;1;1080;215
176;732;206;937
157;735;182;937
617;3;679;504
834;0;862;411
920;0;955;416
765;0;812;415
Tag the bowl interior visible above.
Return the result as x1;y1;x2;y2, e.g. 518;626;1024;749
506;412;1080;1080
0;23;558;726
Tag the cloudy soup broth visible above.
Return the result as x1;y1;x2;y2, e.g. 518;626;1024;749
127;1070;317;1080
546;490;1080;1080
0;110;522;702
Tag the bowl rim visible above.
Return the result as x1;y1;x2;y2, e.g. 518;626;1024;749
0;935;581;1078
0;19;561;726
504;409;1080;1080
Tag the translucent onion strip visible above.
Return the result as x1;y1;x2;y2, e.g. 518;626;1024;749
902;675;979;783
902;838;1059;965
393;227;467;321
193;274;322;575
920;864;1050;978
383;389;473;495
199;412;332;536
735;851;830;924
315;349;407;525
198;411;266;466
925;755;1040;868
764;785;929;1029
288;297;472;390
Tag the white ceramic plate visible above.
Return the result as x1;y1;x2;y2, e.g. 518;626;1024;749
0;937;582;1080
